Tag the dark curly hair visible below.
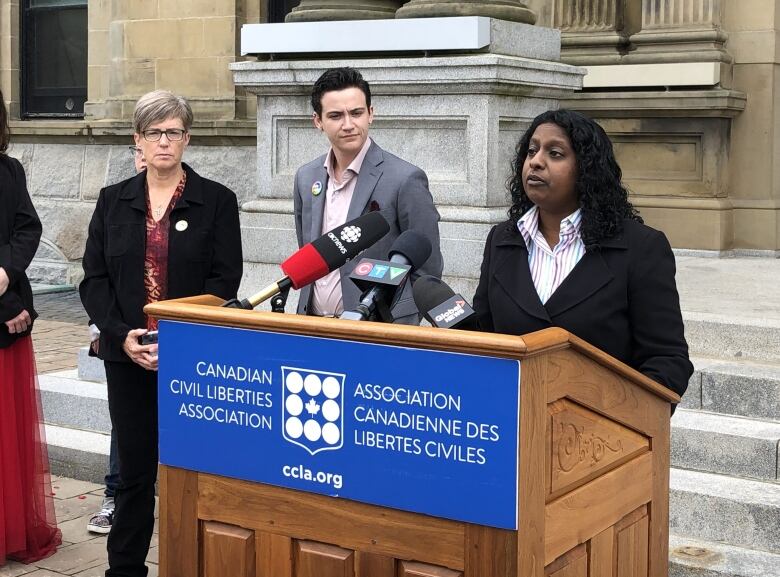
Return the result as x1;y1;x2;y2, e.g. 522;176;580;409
311;67;371;116
507;109;641;248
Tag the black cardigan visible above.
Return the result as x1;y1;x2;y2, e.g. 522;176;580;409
80;163;243;362
473;218;693;398
0;154;42;348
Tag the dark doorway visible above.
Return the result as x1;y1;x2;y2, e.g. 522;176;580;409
21;0;88;117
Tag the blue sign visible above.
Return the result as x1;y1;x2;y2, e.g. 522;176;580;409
157;320;521;529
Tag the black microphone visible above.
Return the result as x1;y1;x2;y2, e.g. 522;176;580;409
412;275;477;330
223;212;390;310
340;230;432;322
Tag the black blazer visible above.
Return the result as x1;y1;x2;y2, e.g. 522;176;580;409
473;218;693;397
80;163;243;362
0;155;42;348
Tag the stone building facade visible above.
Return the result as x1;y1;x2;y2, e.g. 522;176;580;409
0;0;776;286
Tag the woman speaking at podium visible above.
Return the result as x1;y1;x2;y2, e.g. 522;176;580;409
473;109;693;398
80;90;242;577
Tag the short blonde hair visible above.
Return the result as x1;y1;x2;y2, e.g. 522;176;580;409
133;90;193;133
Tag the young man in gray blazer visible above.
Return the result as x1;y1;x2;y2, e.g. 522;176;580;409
292;67;443;324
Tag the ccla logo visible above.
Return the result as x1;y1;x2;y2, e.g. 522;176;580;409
340;226;362;243
281;366;345;455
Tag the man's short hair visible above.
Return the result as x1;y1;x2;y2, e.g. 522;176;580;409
311;67;371;116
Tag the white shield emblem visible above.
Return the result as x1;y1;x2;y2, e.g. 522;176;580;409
281;366;345;455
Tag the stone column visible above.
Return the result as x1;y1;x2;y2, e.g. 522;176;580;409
84;0;110;120
552;0;636;65
0;0;21;118
286;0;405;22
628;0;730;63
395;0;536;24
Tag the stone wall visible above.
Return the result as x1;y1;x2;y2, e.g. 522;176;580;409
527;0;780;253
7;132;256;286
85;0;263;121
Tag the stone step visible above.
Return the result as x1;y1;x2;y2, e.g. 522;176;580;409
682;358;780;421
39;369;111;485
669;535;780;577
671;410;780;482
683;313;780;364
670;468;780;553
45;423;110;485
39;369;110;434
77;345;106;383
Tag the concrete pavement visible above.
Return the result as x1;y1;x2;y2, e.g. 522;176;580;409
0;477;158;577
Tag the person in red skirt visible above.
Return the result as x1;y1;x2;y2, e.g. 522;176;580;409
0;90;61;566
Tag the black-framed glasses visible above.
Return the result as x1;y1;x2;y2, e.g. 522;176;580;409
128;145;141;156
141;128;187;142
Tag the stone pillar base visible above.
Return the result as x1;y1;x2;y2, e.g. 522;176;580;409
395;0;536;24
560;31;630;65
626;29;731;64
232;23;581;286
286;0;404;21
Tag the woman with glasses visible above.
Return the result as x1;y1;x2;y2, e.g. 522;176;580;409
80;90;242;577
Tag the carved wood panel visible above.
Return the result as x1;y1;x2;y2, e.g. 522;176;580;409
399;560;463;577
197;473;466;570
251;533;467;577
548;399;649;499
588;527;616;577
202;522;256;577
355;551;396;577
257;532;292;577
295;540;354;577
616;512;649;577
545;544;587;577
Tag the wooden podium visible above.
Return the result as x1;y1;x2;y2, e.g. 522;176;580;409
146;296;679;577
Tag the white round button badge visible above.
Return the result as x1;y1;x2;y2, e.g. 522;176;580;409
175;220;188;232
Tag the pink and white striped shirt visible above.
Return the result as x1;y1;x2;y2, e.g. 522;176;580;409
517;206;585;305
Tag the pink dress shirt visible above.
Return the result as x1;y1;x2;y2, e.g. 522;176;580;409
517;206;585;305
311;137;373;316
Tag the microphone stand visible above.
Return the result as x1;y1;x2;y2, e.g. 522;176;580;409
221;288;289;313
221;277;293;311
269;287;290;313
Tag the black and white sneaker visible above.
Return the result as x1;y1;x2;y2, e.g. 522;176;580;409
87;498;115;534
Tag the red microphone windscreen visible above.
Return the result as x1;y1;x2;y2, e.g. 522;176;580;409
281;212;390;291
281;244;329;289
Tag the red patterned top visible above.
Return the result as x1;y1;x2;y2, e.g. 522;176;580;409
144;172;186;330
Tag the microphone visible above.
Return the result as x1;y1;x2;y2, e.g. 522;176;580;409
340;230;432;322
412;275;477;330
224;212;390;310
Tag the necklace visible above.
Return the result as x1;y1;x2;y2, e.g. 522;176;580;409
152;203;166;218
